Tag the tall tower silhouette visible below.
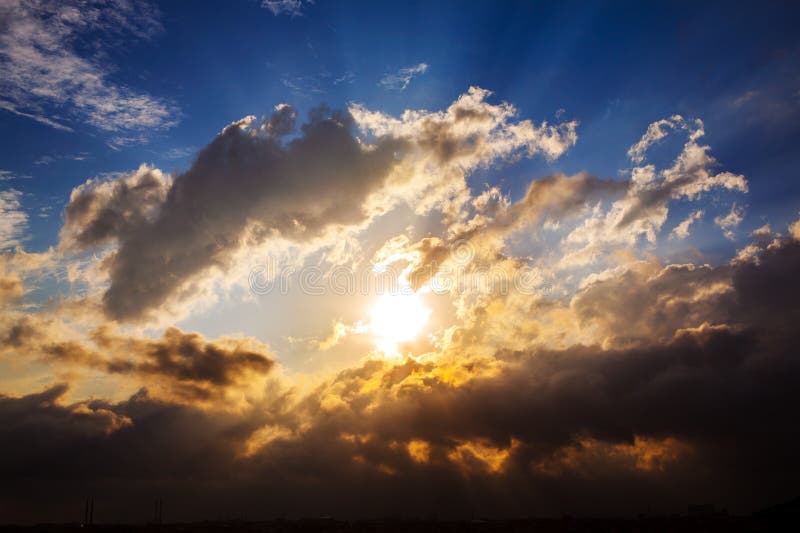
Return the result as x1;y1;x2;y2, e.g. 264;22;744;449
83;496;94;526
154;498;164;525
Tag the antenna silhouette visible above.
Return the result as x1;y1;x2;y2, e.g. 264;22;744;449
83;496;94;526
154;498;164;525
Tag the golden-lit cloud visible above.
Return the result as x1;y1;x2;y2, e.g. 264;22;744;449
3;87;800;522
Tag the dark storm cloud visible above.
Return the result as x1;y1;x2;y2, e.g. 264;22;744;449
0;322;275;401
2;238;799;522
62;106;406;321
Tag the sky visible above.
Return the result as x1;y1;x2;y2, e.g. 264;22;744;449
2;0;800;524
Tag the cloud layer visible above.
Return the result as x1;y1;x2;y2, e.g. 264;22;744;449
2;87;798;523
2;235;800;521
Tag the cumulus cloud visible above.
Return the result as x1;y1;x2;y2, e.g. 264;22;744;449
379;63;429;90
572;260;732;347
66;106;405;321
790;215;800;240
350;86;578;173
0;0;177;138
60;164;171;252
562;116;746;266
61;88;577;322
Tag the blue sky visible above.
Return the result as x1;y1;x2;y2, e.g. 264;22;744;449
3;0;799;254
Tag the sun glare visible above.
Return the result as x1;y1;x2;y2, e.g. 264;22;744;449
369;292;431;355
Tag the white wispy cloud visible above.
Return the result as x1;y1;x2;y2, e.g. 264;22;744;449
0;0;177;140
0;188;28;249
34;152;89;166
626;115;703;164
0;99;72;131
281;75;326;96
280;70;355;96
161;146;196;160
732;90;759;108
261;0;312;17
0;170;31;181
379;63;429;91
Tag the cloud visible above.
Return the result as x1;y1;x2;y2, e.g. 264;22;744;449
0;273;23;306
161;146;196;160
0;169;30;181
715;203;745;240
8;81;800;521
3;238;800;521
265;103;298;136
401;172;625;290
0;317;276;403
33;152;89;166
626;115;701;164
261;0;311;17
0;99;72;131
751;223;771;237
59;164;171;252
670;209;704;239
279;71;354;97
790;215;800;240
562;117;746;266
379;63;429;91
572;260;732;348
60;88;577;322
0;188;28;249
0;0;177;137
732;89;760;108
350;86;578;166
64;106;405;321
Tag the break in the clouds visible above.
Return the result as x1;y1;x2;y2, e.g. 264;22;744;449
0;0;177;139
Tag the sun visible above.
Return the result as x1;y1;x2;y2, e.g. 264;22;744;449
369;292;431;355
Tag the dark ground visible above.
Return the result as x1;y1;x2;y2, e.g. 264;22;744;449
0;515;795;533
1;498;797;533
